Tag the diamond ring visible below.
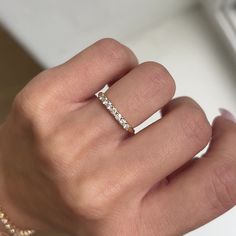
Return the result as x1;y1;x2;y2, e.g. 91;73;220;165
97;92;135;134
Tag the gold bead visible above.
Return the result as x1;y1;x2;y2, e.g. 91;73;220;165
0;207;35;235
1;218;8;224
5;223;11;229
20;230;27;236
9;228;16;234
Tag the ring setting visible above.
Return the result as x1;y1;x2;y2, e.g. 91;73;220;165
97;92;135;134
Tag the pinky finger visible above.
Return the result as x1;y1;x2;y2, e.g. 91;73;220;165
141;114;236;235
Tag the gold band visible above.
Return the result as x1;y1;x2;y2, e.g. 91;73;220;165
0;206;35;236
97;92;135;134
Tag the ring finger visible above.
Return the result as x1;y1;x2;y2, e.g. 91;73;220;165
77;61;176;141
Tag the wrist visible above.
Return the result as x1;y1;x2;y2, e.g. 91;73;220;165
0;124;67;234
0;124;81;235
0;126;39;233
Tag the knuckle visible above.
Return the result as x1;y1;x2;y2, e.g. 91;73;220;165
96;38;137;64
207;162;236;212
12;70;51;120
180;102;211;145
12;69;59;133
35;68;56;81
12;90;36;121
12;89;52;139
142;61;169;75
140;62;176;96
126;62;175;110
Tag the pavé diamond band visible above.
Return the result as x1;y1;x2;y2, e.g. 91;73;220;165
97;92;135;134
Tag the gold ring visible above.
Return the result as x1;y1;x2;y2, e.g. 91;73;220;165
97;92;135;134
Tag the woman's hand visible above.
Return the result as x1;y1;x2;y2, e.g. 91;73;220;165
0;38;235;236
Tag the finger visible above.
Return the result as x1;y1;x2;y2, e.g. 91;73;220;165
207;110;236;156
167;157;199;181
116;97;211;194
72;62;176;140
141;114;236;235
22;38;138;103
105;62;176;129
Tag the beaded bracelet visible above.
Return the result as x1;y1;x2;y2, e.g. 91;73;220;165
0;206;35;236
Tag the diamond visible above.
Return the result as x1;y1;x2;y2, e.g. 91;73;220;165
5;224;11;229
102;99;108;105
1;218;8;224
123;123;129;130
107;104;113;111
10;229;16;234
97;92;134;134
98;93;105;101
115;113;122;121
111;107;117;115
119;118;126;125
106;101;112;109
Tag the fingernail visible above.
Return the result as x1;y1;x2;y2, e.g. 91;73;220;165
219;108;236;123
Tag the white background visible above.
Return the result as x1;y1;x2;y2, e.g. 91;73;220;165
0;0;235;235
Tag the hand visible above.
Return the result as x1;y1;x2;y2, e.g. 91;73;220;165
0;38;235;236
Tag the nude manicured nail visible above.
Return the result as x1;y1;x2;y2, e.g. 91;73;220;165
219;108;236;123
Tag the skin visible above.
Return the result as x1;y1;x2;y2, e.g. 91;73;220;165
0;38;235;235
